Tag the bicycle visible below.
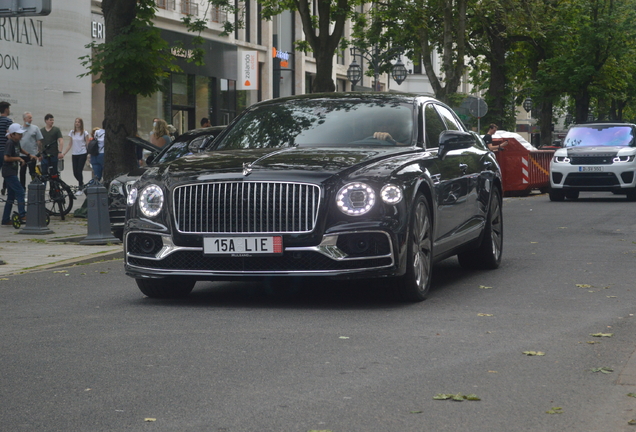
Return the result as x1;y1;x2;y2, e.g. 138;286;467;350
33;165;74;220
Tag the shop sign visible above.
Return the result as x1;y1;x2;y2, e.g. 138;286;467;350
238;50;258;90
272;47;289;68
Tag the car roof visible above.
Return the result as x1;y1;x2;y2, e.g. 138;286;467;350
253;92;436;107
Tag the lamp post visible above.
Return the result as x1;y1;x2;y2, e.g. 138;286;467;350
346;45;407;91
522;97;533;143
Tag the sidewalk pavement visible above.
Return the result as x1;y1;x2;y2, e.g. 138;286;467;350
0;192;123;277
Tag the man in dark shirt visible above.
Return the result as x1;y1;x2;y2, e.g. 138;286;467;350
2;123;36;225
39;113;64;177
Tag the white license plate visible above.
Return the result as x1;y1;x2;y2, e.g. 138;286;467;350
203;236;283;256
579;166;604;172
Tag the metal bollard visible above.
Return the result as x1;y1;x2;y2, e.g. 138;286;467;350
19;179;53;235
80;182;121;245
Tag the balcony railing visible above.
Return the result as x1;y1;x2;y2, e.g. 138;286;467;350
181;0;198;15
156;0;175;10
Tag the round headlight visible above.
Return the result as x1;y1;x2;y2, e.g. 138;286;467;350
139;185;164;217
336;182;376;216
127;187;138;206
381;184;403;205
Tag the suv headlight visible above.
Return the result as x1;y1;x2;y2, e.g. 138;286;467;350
138;184;164;217
337;182;376;216
553;156;570;163
613;155;635;163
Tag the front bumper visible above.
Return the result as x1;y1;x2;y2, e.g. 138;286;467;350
124;228;399;280
550;164;636;191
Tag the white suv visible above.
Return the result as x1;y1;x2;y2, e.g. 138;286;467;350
549;122;636;201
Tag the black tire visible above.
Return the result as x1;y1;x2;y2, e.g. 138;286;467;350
46;181;74;216
136;278;196;299
548;188;565;202
457;188;503;270
565;190;579;200
626;188;636;201
396;193;433;302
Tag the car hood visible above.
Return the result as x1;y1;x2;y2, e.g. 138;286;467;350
154;146;419;184
560;146;636;156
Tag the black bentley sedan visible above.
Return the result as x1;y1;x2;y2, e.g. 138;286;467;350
109;126;225;240
124;93;503;302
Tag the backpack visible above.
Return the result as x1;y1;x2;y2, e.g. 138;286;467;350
87;138;99;156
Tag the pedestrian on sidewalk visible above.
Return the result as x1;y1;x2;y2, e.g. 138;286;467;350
62;118;89;192
19;112;42;188
2;123;36;225
91;121;105;182
0;101;13;195
38;114;64;177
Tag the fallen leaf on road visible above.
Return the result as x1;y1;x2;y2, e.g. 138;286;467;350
477;313;493;317
0;278;9;281
479;285;492;289
628;419;636;425
53;270;66;273
546;407;563;414
339;336;349;339
434;393;481;401
144;418;156;422
590;333;613;337
627;393;636;398
590;367;613;374
523;351;545;356
576;284;592;288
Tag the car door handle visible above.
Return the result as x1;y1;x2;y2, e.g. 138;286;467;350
459;163;468;174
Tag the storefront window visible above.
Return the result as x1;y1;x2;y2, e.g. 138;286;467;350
137;80;168;141
195;76;211;128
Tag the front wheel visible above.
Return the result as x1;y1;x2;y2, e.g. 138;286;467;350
396;193;433;302
626;188;636;201
46;181;74;216
136;278;196;299
548;188;565;202
457;188;503;270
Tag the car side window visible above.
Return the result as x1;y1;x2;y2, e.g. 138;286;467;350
435;105;463;131
424;104;447;149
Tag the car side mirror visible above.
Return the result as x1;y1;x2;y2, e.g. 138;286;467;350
438;130;476;159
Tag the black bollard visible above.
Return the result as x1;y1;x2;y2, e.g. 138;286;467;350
19;179;53;235
80;182;121;245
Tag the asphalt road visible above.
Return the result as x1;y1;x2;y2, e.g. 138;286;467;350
1;192;636;432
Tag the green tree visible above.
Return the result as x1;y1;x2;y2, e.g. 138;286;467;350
360;0;468;105
198;0;365;93
80;0;179;182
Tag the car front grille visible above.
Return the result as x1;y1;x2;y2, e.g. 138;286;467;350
564;172;619;186
173;182;321;234
569;156;616;165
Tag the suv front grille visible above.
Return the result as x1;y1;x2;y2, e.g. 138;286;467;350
564;172;619;187
173;182;321;234
569;156;616;165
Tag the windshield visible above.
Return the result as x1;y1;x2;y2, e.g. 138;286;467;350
564;125;634;148
212;99;415;150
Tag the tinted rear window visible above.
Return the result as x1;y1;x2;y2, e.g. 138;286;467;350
564;125;634;147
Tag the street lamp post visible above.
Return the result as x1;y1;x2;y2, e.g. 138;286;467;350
346;45;407;91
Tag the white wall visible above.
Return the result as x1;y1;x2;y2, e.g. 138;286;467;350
0;0;93;133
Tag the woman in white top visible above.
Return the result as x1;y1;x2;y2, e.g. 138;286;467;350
62;118;89;191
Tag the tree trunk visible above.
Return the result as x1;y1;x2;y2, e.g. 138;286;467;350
312;49;336;92
539;99;553;146
484;24;509;130
574;91;591;124
102;0;140;183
